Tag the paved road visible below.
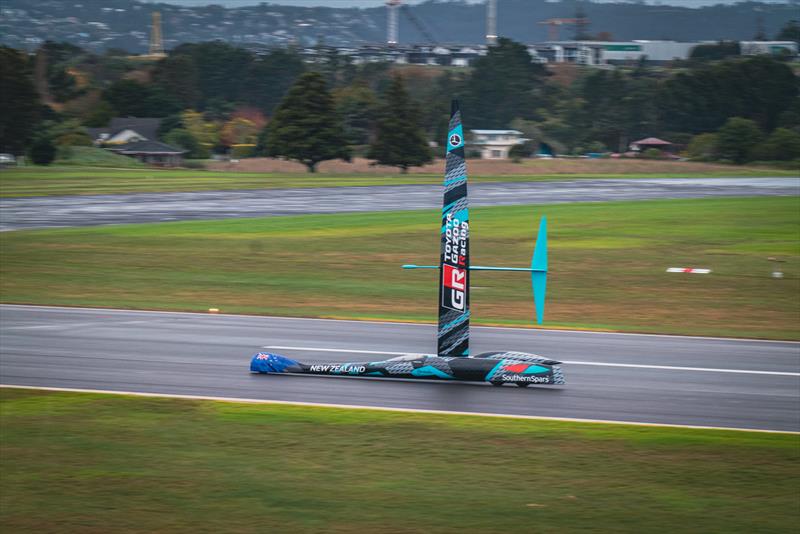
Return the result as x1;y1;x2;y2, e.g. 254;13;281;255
2;177;797;231
1;305;797;431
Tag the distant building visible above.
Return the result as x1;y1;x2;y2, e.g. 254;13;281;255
597;41;699;64
469;130;525;159
108;140;185;167
87;117;162;145
739;41;799;57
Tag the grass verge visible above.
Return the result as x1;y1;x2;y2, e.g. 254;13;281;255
1;165;796;198
1;388;797;533
1;197;798;339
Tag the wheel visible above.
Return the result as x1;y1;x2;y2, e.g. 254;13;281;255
491;381;505;387
516;382;530;388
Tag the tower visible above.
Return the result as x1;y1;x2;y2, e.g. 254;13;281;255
149;11;166;58
486;0;497;46
386;0;400;47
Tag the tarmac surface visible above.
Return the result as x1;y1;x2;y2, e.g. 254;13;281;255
2;305;798;432
2;177;798;231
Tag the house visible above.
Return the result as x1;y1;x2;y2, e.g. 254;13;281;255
630;137;673;153
107;140;186;167
87;117;162;145
469;130;525;159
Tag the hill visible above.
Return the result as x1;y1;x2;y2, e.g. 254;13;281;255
1;0;797;52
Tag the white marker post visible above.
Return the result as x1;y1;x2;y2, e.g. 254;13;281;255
666;268;712;274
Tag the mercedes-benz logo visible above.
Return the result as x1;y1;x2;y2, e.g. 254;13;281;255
449;134;462;147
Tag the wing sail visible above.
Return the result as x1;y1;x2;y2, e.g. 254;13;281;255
437;100;470;357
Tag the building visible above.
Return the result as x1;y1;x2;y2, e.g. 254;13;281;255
469;130;525;159
740;41;799;57
108;140;185;167
596;41;698;64
629;137;674;156
87;117;162;145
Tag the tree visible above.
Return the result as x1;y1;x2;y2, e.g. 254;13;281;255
29;136;56;165
265;72;350;173
334;82;378;146
687;133;718;161
751;128;800;161
0;47;41;155
465;38;548;128
180;110;218;158
775;20;800;44
660;57;798;134
164;129;203;158
104;79;182;118
152;54;200;108
220;117;259;147
367;76;432;173
715;118;763;164
243;49;306;114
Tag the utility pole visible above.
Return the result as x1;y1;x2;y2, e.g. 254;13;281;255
386;0;400;47
486;0;497;46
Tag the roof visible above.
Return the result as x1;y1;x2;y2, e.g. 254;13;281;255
87;117;162;141
471;130;523;135
111;140;185;154
631;137;672;146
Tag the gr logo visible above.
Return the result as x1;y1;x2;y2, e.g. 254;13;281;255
449;133;462;147
442;264;466;310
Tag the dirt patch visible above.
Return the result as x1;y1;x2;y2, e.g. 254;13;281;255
207;157;774;176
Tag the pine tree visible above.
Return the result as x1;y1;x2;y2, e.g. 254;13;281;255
0;47;41;155
266;72;350;173
368;76;432;174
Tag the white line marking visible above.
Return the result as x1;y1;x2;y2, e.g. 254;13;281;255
263;346;800;377
2;320;152;330
2;385;795;434
3;304;797;344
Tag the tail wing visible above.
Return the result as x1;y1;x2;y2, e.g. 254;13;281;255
532;216;547;325
437;100;470;357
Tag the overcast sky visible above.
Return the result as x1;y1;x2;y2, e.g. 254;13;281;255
156;0;791;8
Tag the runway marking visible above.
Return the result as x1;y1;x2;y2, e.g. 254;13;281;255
2;385;796;435
263;346;800;377
2;320;153;330
3;304;798;345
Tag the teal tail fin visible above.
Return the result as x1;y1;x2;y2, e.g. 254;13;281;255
531;217;547;325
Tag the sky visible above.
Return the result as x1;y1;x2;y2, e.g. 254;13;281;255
156;0;793;8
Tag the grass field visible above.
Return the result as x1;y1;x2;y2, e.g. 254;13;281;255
1;388;797;533
2;197;798;339
1;161;795;198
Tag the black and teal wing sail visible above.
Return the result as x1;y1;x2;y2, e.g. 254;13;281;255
437;100;470;358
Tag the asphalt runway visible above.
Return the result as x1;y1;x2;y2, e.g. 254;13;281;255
1;305;797;431
2;177;798;231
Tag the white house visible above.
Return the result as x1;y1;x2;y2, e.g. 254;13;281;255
469;129;525;159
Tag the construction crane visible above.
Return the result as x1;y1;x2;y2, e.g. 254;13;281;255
486;0;497;45
385;0;438;46
539;18;578;41
148;11;166;57
386;0;400;46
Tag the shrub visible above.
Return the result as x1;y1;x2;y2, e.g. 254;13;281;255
687;133;719;161
29;137;57;165
641;148;663;159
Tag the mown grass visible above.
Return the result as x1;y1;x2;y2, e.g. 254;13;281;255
1;197;798;339
1;165;795;198
1;388;798;533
